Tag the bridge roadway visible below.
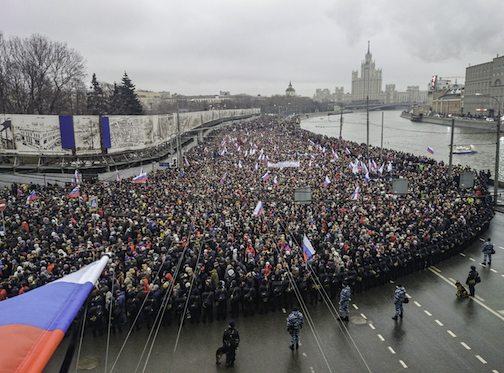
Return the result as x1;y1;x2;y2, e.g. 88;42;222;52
44;213;504;373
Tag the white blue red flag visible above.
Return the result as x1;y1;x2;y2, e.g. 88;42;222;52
238;160;243;169
68;186;80;198
133;172;148;184
262;171;270;181
254;163;258;171
332;150;339;161
324;175;331;186
351;186;360;200
184;157;190;167
220;172;227;183
116;170;121;182
345;148;351;155
273;175;278;186
303;234;315;262
0;255;109;373
26;191;38;205
253;201;264;216
427;147;434;154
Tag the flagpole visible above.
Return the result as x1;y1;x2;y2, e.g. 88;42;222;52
380;112;384;161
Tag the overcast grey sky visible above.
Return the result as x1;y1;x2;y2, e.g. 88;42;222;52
2;0;503;97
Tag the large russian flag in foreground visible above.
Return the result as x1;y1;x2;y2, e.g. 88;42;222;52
0;255;109;373
303;234;315;261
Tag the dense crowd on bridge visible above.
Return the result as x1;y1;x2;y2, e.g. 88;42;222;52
0;115;494;336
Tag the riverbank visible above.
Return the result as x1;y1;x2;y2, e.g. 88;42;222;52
400;111;502;131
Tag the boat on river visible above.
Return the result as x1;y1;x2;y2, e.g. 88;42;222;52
453;145;477;154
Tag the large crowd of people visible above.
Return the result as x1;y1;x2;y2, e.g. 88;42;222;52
0;115;494;337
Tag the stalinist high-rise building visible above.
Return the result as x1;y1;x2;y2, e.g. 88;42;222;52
351;41;382;102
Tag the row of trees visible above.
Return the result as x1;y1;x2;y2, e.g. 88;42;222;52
0;32;143;115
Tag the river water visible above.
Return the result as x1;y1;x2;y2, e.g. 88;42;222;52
301;110;503;180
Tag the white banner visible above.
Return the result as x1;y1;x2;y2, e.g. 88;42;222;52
267;161;300;168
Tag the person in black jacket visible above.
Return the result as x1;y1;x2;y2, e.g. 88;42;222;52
465;266;480;297
221;320;240;367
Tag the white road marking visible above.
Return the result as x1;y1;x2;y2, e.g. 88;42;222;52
435;319;444;326
428;268;504;322
491;268;497;273
414;301;421;307
459;253;466;257
377;334;385;341
469;258;476;262
399;360;408;368
475;355;487;364
500;246;504;250
479;238;485;242
352;304;359;310
369;324;376;330
424;310;432;316
461;342;471;350
447;330;457;337
309;367;315;373
302;352;307;357
475;295;485;302
431;266;441;272
388;346;396;354
448;277;455;283
360;313;367;319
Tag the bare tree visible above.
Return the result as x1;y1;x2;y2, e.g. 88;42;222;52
1;33;86;114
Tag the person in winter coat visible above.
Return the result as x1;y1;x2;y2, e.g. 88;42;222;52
392;284;406;320
221;320;240;367
466;265;480;297
481;238;494;265
339;281;351;321
287;307;304;350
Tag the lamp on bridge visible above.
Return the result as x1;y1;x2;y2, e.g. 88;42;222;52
476;93;502;206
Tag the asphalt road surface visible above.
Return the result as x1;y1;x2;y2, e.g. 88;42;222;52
44;212;504;373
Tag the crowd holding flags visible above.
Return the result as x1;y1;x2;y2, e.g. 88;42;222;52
261;171;270;181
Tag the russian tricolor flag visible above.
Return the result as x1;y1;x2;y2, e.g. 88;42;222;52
0;255;109;373
184;157;190;167
332;151;339;161
116;170;121;182
427;147;434;154
254;163;258;171
68;187;80;198
273;175;278;187
220;172;227;183
303;234;315;262
238;160;242;169
351;186;360;200
345;148;351;155
324;175;331;186
133;172;148;184
253;201;264;216
262;171;270;181
26;192;38;205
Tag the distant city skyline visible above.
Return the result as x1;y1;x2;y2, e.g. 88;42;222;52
2;0;503;97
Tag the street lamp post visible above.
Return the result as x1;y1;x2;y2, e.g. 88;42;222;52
476;93;501;206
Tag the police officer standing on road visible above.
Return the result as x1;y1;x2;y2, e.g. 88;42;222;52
466;266;480;297
287;307;304;350
222;320;239;367
392;284;406;320
481;238;494;266
339;281;351;321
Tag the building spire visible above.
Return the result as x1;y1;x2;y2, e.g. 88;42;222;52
368;40;370;53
